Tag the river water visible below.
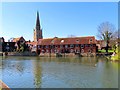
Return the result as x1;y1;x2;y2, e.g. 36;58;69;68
0;56;118;88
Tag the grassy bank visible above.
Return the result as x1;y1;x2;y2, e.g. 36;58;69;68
111;47;120;61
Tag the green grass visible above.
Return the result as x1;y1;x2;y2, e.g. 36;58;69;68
111;47;120;61
98;49;114;53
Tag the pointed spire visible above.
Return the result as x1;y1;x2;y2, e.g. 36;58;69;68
36;11;40;29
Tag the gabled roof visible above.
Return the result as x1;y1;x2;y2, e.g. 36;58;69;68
38;36;96;45
12;37;25;42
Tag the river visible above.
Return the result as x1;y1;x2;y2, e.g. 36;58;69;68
0;56;118;88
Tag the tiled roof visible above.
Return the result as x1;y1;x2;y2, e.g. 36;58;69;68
26;41;37;46
12;37;25;42
38;36;96;45
96;40;105;44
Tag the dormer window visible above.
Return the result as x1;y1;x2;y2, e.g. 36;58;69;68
76;39;79;42
90;38;93;42
61;40;64;43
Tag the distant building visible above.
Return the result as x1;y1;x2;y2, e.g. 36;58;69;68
96;40;106;50
2;37;26;52
0;37;5;52
12;36;25;43
33;11;43;42
26;41;37;52
3;42;16;52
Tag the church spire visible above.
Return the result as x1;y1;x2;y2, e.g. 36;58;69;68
34;11;43;42
36;11;40;29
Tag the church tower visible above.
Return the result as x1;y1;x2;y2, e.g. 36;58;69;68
34;11;43;42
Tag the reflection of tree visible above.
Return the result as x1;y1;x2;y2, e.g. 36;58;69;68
33;60;42;88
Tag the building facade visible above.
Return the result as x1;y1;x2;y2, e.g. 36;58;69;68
33;11;43;42
37;36;97;56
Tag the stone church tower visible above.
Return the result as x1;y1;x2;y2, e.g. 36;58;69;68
34;11;43;42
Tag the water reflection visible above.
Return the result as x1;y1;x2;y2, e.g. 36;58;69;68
32;59;42;88
1;56;118;88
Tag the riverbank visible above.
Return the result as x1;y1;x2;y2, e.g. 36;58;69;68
2;52;97;57
0;80;10;90
1;51;37;56
1;52;117;58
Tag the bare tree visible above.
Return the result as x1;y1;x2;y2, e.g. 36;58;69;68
97;21;117;53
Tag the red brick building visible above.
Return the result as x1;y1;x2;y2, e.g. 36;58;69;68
37;36;97;56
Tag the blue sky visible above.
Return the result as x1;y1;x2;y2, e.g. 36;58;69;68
1;2;118;41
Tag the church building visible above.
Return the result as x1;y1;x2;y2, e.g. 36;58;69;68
33;11;43;42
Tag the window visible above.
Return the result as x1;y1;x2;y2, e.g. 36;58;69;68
90;44;93;47
85;44;88;47
90;38;93;42
88;49;92;53
76;44;79;47
51;45;55;48
46;50;49;53
7;43;9;46
81;44;84;48
61;40;64;43
76;39;79;42
70;49;74;53
65;45;68;48
41;46;44;48
81;49;84;53
38;45;41;48
70;44;74;48
55;45;58;48
46;45;49;48
60;45;63;48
